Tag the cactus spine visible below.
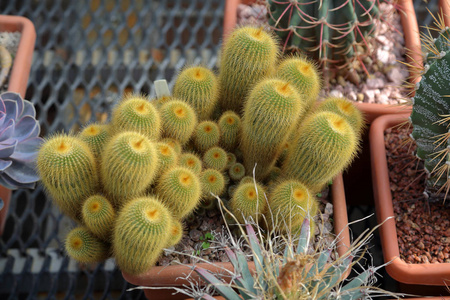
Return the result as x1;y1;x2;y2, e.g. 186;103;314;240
173;66;219;120
200;168;225;200
156;166;201;219
37;134;98;222
101;131;158;206
241;79;304;180
219;26;279;112
282;111;357;192
203;146;228;171
79;123;110;159
111;95;161;140
82;195;116;241
179;152;203;174
193;121;221;153
113;197;172;275
230;182;267;224
65;226;109;263
160;99;198;145
218;111;241;151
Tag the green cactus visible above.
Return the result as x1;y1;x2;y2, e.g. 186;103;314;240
265;180;318;234
160;137;182;155
409;26;450;196
156;166;201;219
166;219;184;247
218;26;279;112
111;94;161;140
230;181;267;224
65;226;109;264
241;79;305;180
101;131;158;206
155;142;178;177
160;99;198;145
173;66;219;120
200;168;225;201
37;134;98;222
82;195;116;241
229;162;245;182
282;111;357;192
203;146;227;171
113;197;172;275
79;123;110;159
268;166;282;183
218;111;241;151
316;96;364;136
276;56;321;112
268;0;380;84
193;121;221;153
240;176;254;185
179;152;203;174
226;152;237;169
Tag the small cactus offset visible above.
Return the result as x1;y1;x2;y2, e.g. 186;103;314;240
408;24;450;197
200;168;226;201
228;162;245;182
159;99;198;145
241;78;305;180
179;152;203;174
160;137;182;155
113;197;172;275
173;66;219;121
65;226;110;264
219;26;279;113
110;95;161;140
101;131;159;206
155;142;178;178
268;0;380;84
82;195;116;241
282;111;358;192
156;166;201;219
203;146;228;171
218;111;241;151
230;181;267;224
37;134;99;222
79;123;110;159
193;121;221;153
166;219;184;247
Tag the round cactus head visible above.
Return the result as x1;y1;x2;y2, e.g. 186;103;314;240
65;226;109;264
229;162;245;182
218;111;241;151
166;219;184;247
230;181;267;224
79;123;110;159
155;142;178;177
200;168;226;200
160;137;182;155
179;152;203;174
160;99;198;145
203;146;228;171
82;195;115;241
193;121;221;153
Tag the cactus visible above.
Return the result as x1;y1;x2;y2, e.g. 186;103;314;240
218;26;279;112
226;152;237;169
230;181;266;224
200;168;225;200
166;219;184;247
82;195;116;241
268;0;380;84
203;146;227;171
111;94;161;140
179;152;203;174
160;137;182;155
282;111;357;192
241;79;305;180
156;166;201;219
65;226;109;264
113;197;172;275
268;166;282;183
79;123;110;159
155;142;178;177
229;162;245;182
218;111;241;151
316;96;364;136
193;121;221;153
265;180;318;234
101;131;158;206
408;26;450;197
173;66;219;120
276;56;321;112
240;176;254;185
160;99;198;145
37;134;98;221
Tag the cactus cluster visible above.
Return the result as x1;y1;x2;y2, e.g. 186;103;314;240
407;20;450;199
267;0;380;84
37;25;363;275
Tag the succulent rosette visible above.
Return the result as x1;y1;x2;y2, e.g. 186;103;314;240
0;92;43;189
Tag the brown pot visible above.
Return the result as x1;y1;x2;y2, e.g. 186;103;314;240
370;113;450;286
0;15;36;235
122;174;351;300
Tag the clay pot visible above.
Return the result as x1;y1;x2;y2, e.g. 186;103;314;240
370;113;450;286
0;15;36;235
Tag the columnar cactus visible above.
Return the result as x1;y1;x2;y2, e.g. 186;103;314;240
268;0;379;83
409;26;450;196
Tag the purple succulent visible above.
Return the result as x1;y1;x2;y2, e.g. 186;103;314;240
0;92;43;189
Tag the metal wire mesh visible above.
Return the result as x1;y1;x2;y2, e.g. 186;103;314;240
0;0;224;298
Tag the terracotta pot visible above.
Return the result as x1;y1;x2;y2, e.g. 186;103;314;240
370;113;450;286
0;15;36;235
122;174;351;300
